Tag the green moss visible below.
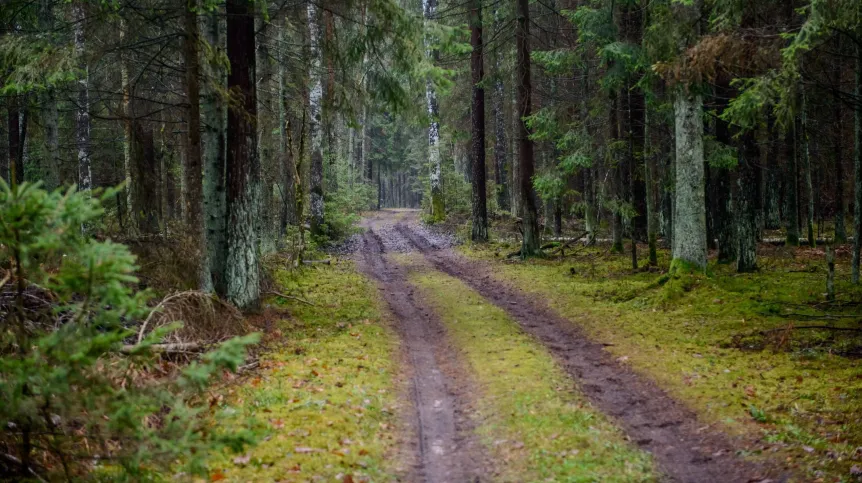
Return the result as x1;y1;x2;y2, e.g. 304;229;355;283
460;243;862;481
411;268;656;482
206;262;405;482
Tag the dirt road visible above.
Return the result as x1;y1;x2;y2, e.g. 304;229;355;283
357;209;777;483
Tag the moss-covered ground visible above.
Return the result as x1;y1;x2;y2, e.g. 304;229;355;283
205;261;406;482
403;254;657;482
462;239;862;482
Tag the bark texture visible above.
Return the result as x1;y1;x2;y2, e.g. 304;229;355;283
424;0;444;221
671;92;707;270
73;2;92;193
469;0;488;242
515;0;540;256
225;0;260;309
854;42;862;283
203;9;228;294
492;7;509;213
308;3;325;234
736;132;759;272
183;0;210;291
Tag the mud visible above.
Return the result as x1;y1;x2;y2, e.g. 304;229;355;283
388;212;783;483
357;215;486;483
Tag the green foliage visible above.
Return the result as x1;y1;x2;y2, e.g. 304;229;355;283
318;183;374;243
705;136;738;169
531;49;580;75
0;181;258;480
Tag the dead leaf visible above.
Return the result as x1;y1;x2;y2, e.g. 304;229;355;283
210;471;226;481
233;454;251;465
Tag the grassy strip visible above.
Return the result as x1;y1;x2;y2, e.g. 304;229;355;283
206;261;405;482
408;259;656;482
462;243;862;481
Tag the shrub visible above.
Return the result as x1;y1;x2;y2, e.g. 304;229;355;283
0;181;258;481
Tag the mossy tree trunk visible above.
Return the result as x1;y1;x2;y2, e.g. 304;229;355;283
308;3;325;234
492;7;509;213
424;0;444;222
225;0;260;310
515;0;540;257
671;91;707;271
736;131;759;272
203;8;228;295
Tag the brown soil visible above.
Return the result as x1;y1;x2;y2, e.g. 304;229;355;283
384;212;787;483
357;215;488;483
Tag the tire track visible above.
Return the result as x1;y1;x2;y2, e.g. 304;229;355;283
395;221;782;483
358;227;486;483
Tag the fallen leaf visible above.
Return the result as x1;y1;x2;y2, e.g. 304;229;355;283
233;454;251;465
210;471;226;481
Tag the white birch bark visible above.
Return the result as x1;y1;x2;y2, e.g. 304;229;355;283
73;1;91;193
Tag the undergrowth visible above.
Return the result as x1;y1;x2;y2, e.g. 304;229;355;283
462;239;862;481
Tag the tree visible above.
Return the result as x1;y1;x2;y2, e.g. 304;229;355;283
515;0;540;257
73;1;91;193
424;0;444;222
224;0;260;309
492;7;509;213
308;2;325;235
470;0;487;242
183;0;210;291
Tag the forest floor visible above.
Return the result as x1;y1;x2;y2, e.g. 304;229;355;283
206;209;862;483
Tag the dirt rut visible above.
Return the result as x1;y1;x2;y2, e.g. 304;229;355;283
358;228;485;483
395;221;781;483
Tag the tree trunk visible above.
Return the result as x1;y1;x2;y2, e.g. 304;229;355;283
73;2;92;193
801;91;815;247
492;7;509;213
203;8;228;294
225;0;260;309
131;124;161;234
764;117;781;230
7;97;20;187
278;21;298;229
671;91;707;271
39;0;59;190
736;131;759;272
644;96;658;265
470;0;488;242
786;125;800;246
424;0;444;221
835;102;847;243
853;42;862;283
714;94;735;263
611;93;624;253
308;3;325;234
516;0;540;256
510;66;520;218
183;0;210;291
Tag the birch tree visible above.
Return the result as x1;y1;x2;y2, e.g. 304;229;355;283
308;2;325;234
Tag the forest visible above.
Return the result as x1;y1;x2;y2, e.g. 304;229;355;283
2;0;862;481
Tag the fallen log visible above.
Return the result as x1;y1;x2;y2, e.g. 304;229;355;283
121;342;204;354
